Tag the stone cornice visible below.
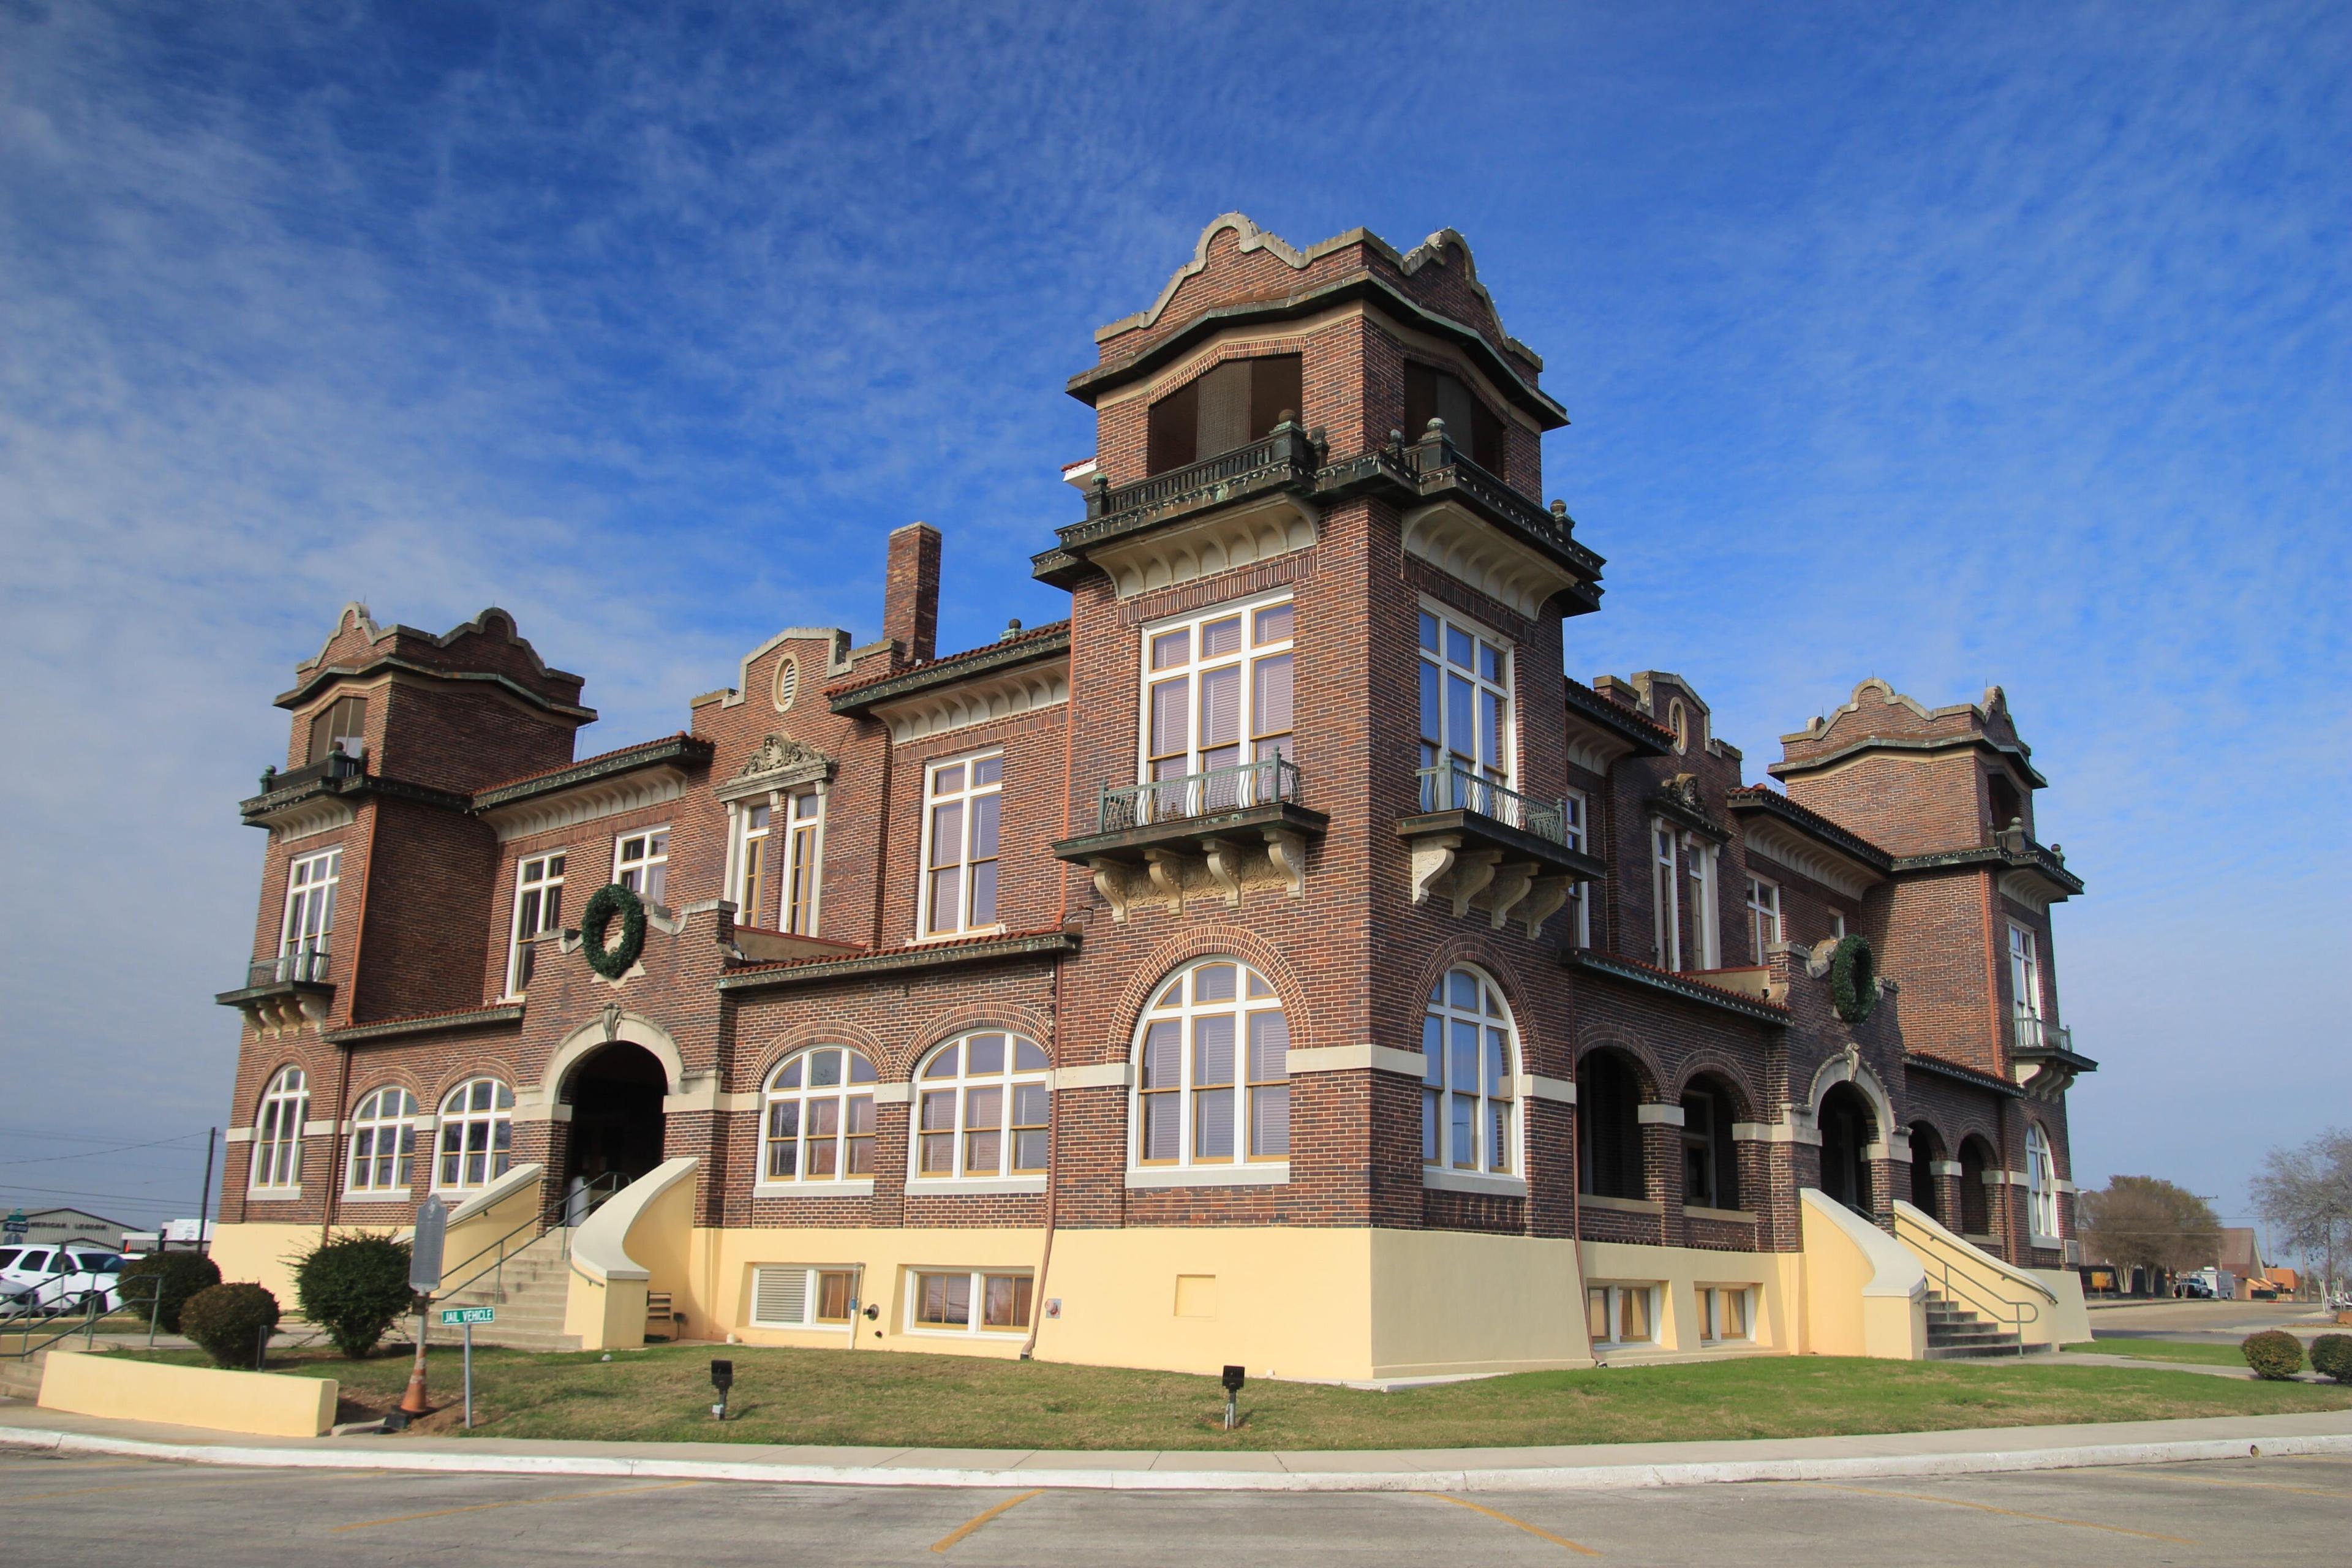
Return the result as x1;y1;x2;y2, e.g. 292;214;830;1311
827;625;1071;716
1903;1051;2024;1099
471;734;713;811
1564;949;1790;1025
323;1003;526;1045
717;929;1080;992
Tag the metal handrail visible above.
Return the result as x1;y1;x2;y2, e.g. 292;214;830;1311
1415;762;1568;846
434;1169;627;1304
1099;756;1301;832
1065;424;1321;543
1902;1219;2045;1351
248;946;331;987
2010;1009;2074;1055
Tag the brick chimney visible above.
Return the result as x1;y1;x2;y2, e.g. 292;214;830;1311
883;522;941;665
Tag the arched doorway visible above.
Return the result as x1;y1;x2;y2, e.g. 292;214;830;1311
1958;1134;1994;1237
1680;1074;1743;1212
562;1042;668;1199
1818;1082;1874;1215
1576;1049;1646;1200
1908;1120;1945;1220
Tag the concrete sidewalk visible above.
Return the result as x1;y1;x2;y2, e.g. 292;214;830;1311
2;1400;2348;1493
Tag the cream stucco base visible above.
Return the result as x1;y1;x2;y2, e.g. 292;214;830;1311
203;1221;317;1305
39;1345;337;1437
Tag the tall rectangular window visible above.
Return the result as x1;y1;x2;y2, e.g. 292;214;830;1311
2009;925;2041;1017
615;829;669;905
306;695;368;764
736;805;771;927
508;853;564;994
1418;608;1513;809
1686;842;1717;968
1140;597;1294;820
281;848;341;976
1144;354;1303;475
923;753;1002;937
1650;826;1679;968
1746;876;1781;965
784;791;823;936
1563;789;1591;948
1403;362;1507;475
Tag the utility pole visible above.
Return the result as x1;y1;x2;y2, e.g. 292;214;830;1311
195;1127;216;1254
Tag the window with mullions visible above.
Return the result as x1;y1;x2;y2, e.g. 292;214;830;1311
1746;876;1781;965
736;805;772;927
922;754;1002;936
1697;1284;1754;1343
616;829;669;905
763;1047;877;1183
345;1087;417;1194
1142;598;1294;820
306;694;367;763
507;853;564;995
1418;609;1513;810
1563;790;1592;948
251;1068;308;1191
910;1268;1033;1335
2026;1121;2059;1240
280;848;341;975
914;1033;1050;1182
1421;968;1519;1175
784;792;823;935
1650;826;1680;968
1134;959;1290;1168
2009;924;2042;1018
751;1265;858;1328
1685;840;1719;968
435;1078;513;1191
1586;1283;1660;1348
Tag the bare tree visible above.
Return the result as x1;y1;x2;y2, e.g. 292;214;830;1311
2250;1128;2352;1302
2076;1176;2220;1291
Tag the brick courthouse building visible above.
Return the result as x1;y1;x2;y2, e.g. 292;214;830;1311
211;216;2095;1376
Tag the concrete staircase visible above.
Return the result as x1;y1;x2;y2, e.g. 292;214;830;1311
1923;1289;2025;1359
429;1232;581;1353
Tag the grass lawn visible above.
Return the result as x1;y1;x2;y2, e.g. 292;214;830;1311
2064;1338;2269;1368
111;1343;2352;1451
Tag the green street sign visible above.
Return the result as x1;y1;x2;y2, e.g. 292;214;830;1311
439;1306;495;1326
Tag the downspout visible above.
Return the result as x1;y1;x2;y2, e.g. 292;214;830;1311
322;789;382;1247
320;1041;354;1248
1020;647;1080;1362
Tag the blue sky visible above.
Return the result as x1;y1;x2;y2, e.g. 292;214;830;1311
2;1;2343;1238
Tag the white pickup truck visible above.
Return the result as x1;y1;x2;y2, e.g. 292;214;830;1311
0;1245;126;1315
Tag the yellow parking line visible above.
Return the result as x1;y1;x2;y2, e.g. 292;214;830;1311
331;1479;704;1532
1793;1482;2193;1543
1430;1494;1602;1556
930;1489;1042;1553
9;1469;385;1502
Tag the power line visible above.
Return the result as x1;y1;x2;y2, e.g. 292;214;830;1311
0;1182;210;1208
0;1133;217;1169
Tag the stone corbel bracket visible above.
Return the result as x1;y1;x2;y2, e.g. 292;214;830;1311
1408;834;1574;939
1088;831;1306;924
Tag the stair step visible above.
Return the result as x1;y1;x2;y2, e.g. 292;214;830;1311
1926;1343;2026;1359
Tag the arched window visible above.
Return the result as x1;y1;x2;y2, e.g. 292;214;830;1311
1576;1050;1643;1199
1135;959;1289;1168
764;1047;877;1182
347;1087;418;1194
251;1068;309;1191
2026;1122;2058;1240
435;1078;514;1191
1422;968;1518;1174
915;1033;1050;1180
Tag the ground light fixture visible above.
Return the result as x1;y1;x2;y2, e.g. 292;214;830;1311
1221;1364;1245;1431
710;1357;733;1421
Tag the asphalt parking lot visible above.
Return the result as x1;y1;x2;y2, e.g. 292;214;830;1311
3;1447;2344;1566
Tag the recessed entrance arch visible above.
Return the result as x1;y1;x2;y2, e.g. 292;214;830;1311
1908;1120;1946;1220
561;1042;668;1196
1818;1082;1875;1215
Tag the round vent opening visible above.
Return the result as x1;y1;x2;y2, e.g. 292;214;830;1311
773;656;801;712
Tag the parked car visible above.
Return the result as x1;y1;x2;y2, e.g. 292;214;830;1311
2175;1276;2215;1299
0;1246;126;1315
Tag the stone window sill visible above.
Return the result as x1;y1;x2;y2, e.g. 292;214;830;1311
1126;1163;1289;1189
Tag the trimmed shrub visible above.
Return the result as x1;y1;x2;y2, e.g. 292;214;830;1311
115;1251;221;1333
2309;1333;2352;1384
180;1283;281;1370
2241;1329;2304;1381
293;1233;417;1359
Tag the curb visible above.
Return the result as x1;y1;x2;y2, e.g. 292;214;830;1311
2;1424;2348;1493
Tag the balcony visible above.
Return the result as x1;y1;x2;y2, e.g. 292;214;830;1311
215;946;334;1037
1400;763;1605;938
2008;1009;2097;1100
1034;424;1324;589
1052;756;1327;923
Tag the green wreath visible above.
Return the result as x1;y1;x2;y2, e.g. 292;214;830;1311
579;883;646;981
1830;933;1878;1024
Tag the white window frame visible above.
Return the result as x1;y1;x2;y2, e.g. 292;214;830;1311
1563;788;1592;948
905;1267;1034;1337
280;848;342;965
1831;910;1847;941
749;1264;860;1329
1138;590;1295;817
1129;956;1291;1183
1586;1281;1662;1348
434;1077;514;1193
910;1033;1052;1192
1686;839;1719;968
731;802;773;929
758;1046;878;1194
250;1067;309;1194
1421;967;1522;1185
1651;823;1680;968
1746;875;1781;965
1697;1283;1756;1344
613;827;671;907
506;852;565;997
784;788;825;936
1417;598;1517;805
918;751;1004;939
2009;924;2042;1018
2026;1122;2059;1242
345;1086;418;1196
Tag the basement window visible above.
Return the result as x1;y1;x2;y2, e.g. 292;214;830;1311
1145;354;1304;474
1586;1283;1660;1348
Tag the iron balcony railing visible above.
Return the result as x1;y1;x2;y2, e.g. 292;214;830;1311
1062;424;1322;548
1417;761;1569;848
2010;1009;2074;1056
1401;422;1602;577
1098;755;1302;832
249;946;331;987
